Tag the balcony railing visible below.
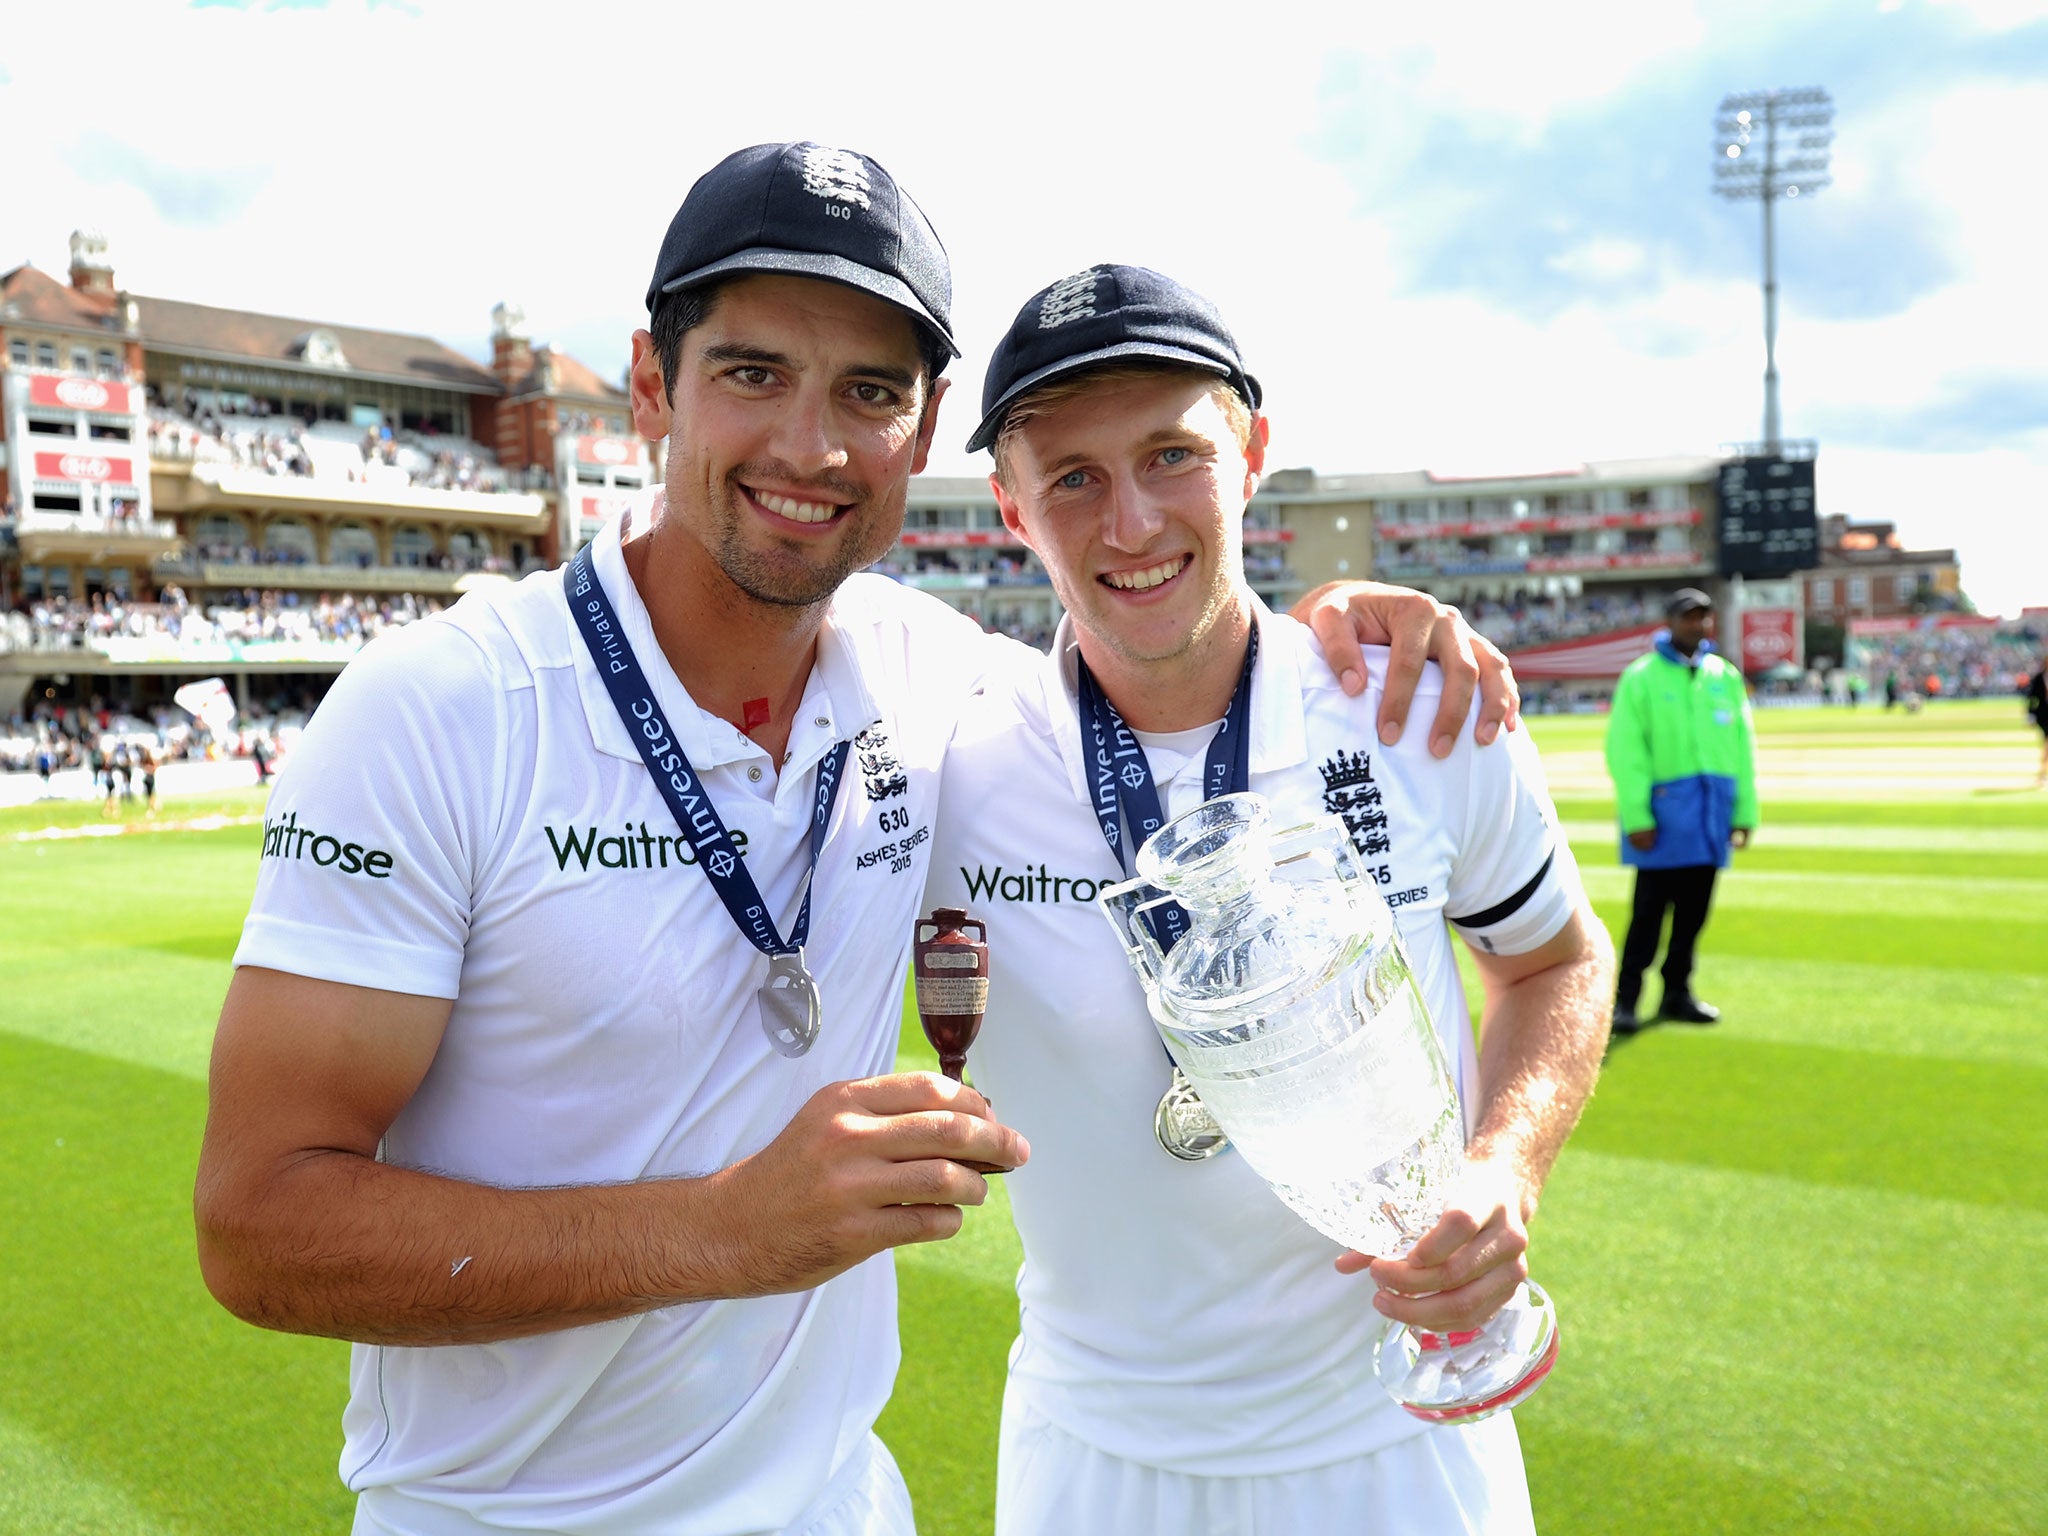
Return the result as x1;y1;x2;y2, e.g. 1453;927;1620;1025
14;509;178;539
152;557;513;595
1374;507;1702;541
185;464;547;520
889;569;1052;592
0;628;368;666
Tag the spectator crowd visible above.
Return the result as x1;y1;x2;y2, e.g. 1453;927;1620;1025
1;693;304;783
1466;589;1662;652
6;576;2038;784
1859;624;2042;703
7;588;445;655
144;388;551;496
181;540;515;576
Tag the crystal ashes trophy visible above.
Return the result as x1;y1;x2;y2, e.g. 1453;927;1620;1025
1097;792;1560;1424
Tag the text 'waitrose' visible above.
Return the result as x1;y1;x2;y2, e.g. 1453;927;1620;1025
959;864;1109;904
544;822;751;872
261;811;395;878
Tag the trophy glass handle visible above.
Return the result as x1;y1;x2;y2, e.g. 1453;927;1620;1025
1268;815;1369;889
1096;874;1169;991
1269;814;1401;951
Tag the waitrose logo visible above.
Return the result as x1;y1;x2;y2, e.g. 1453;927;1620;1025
959;863;1108;904
261;810;394;879
544;821;750;873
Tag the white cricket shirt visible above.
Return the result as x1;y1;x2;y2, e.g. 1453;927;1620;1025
234;512;1017;1535
924;599;1581;1478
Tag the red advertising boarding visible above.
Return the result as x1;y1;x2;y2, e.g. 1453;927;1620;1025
579;493;638;524
898;530;1003;548
1377;507;1699;540
575;436;637;466
27;374;137;415
1526;550;1692;573
1740;608;1801;673
1503;623;1661;680
1850;613;2001;637
34;451;134;484
897;527;1294;549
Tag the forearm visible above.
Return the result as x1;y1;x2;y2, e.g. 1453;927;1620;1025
1466;915;1615;1222
196;1152;753;1346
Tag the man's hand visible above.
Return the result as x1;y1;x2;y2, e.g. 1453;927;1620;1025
1332;1157;1530;1335
1293;582;1520;758
705;1073;1029;1296
1731;827;1752;850
1628;829;1658;852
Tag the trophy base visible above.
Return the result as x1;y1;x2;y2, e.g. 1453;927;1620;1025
1374;1279;1559;1425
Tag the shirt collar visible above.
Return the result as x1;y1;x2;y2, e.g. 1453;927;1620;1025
1039;593;1311;805
1244;597;1311;775
804;601;887;767
1653;628;1717;668
569;508;884;774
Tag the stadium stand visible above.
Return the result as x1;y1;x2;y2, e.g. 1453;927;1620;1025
2;233;650;728
3;231;2019;752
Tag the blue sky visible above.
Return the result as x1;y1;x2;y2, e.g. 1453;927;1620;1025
4;0;2044;614
1315;1;2048;329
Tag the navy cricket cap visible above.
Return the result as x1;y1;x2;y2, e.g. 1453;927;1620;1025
645;142;957;357
1666;588;1714;618
967;264;1261;454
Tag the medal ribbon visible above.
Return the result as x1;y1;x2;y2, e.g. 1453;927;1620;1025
567;546;849;963
1077;625;1258;952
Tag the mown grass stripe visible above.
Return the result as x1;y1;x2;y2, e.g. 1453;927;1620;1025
1527;1151;2048;1536
1661;955;2048;1070
0;1032;354;1533
0;1418;173;1536
1557;819;2048;855
1574;1033;2048;1211
1577;865;2048;928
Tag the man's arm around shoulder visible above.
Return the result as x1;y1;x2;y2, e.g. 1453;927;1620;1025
1291;580;1521;755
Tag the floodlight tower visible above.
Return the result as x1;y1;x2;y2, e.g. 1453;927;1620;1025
1714;88;1833;453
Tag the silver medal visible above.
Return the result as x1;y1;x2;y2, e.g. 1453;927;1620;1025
759;950;822;1058
1154;1066;1230;1161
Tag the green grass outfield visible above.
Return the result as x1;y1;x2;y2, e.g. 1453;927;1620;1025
3;697;2044;1534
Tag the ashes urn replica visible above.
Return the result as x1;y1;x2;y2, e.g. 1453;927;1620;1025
912;908;989;1083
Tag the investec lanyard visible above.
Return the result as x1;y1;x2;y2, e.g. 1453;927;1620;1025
567;545;850;1058
1076;625;1258;951
1078;629;1258;1162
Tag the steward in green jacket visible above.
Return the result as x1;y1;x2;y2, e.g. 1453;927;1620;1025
1606;625;1758;869
1603;589;1759;1032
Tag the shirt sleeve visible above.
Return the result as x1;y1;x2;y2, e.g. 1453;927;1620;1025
1444;722;1583;956
232;617;509;999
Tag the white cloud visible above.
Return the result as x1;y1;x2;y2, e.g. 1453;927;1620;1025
1546;238;1654;282
1306;0;1708;135
1929;0;2048;28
